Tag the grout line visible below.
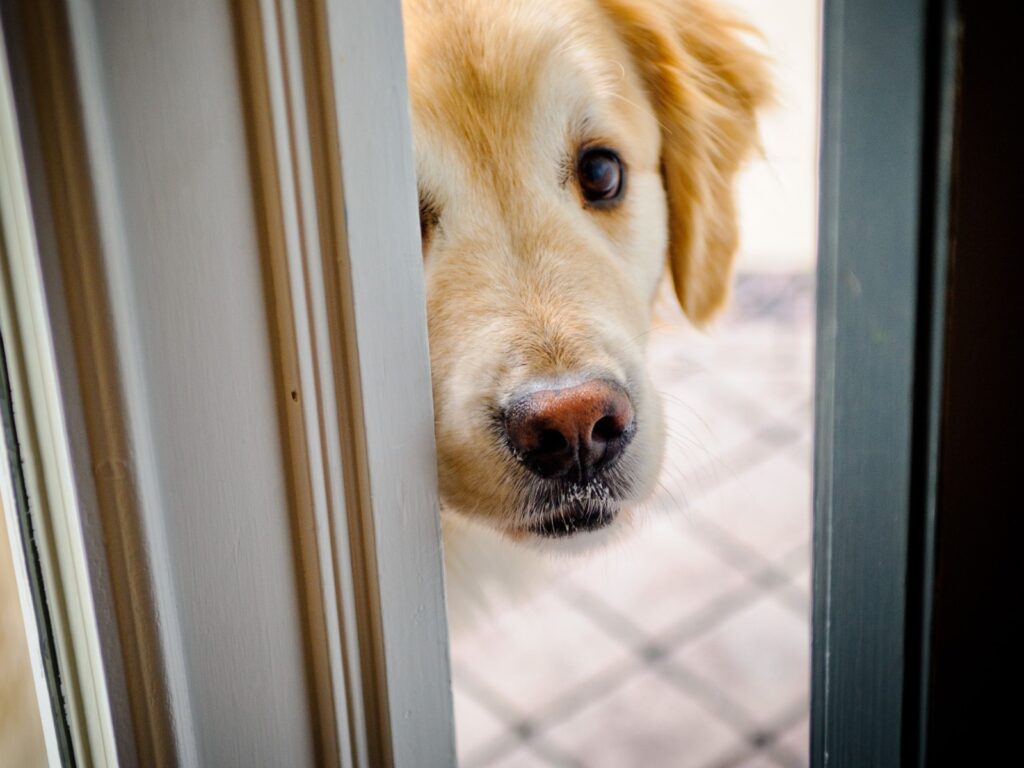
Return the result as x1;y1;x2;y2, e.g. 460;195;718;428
555;581;650;647
657;663;761;733
557;570;770;657
453;662;525;726
666;367;809;452
701;699;810;768
457;644;643;767
667;411;812;590
765;744;806;768
700;743;766;768
656;403;811;557
461;733;522;768
551;554;810;758
783;446;814;473
774;585;812;621
680;398;812;506
654;599;808;745
467;736;581;768
552;567;803;731
530;740;587;768
685;517;792;587
759;699;811;768
778;540;812;572
658;586;771;649
465;654;644;766
771;542;812;620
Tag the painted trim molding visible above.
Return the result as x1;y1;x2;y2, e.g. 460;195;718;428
1;0;454;765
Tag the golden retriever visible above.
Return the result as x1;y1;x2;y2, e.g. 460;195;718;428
403;0;770;603
0;0;768;756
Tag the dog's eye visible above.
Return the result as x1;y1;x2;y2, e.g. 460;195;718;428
577;148;624;205
419;196;440;250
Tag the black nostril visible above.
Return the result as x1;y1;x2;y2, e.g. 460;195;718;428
592;415;624;443
537;429;568;454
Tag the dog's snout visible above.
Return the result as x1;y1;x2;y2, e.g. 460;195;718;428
503;379;635;481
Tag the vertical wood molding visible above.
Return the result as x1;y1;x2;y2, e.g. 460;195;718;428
5;0;454;763
289;1;385;762
232;0;456;764
292;1;395;762
318;0;456;764
231;2;345;765
5;0;178;763
1;14;84;764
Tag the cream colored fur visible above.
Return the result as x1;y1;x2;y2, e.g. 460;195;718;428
402;0;769;616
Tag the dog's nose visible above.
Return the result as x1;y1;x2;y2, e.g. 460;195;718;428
503;379;635;481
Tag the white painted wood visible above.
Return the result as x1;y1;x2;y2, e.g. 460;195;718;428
0;36;63;765
62;0;321;763
4;0;454;765
251;0;360;761
0;15;115;764
320;0;455;764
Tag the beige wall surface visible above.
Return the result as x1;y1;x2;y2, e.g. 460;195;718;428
730;0;820;273
0;502;46;766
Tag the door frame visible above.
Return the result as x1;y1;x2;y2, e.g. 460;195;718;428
812;0;961;765
0;0;454;765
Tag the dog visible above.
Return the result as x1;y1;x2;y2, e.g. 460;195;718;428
0;1;768;757
403;0;771;616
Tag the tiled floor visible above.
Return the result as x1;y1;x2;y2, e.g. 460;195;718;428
451;272;815;768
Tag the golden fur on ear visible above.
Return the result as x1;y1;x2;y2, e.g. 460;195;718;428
598;0;772;323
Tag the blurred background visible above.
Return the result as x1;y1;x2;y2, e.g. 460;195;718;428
449;1;819;765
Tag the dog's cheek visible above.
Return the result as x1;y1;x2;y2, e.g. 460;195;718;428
429;334;526;522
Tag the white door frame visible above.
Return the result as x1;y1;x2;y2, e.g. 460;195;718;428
0;0;455;765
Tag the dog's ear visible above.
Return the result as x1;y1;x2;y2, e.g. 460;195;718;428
599;0;771;324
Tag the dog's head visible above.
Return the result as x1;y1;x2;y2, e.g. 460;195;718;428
404;0;770;541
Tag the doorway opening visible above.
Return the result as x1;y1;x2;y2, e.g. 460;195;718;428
449;1;820;765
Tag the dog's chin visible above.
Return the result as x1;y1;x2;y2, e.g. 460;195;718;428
500;500;635;558
526;501;618;538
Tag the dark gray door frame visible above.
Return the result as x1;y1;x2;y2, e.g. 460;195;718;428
814;0;1019;766
813;0;955;765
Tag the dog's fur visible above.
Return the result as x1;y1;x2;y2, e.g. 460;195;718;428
404;0;770;611
0;0;769;755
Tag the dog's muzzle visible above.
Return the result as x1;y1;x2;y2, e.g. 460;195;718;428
500;376;636;538
501;377;635;482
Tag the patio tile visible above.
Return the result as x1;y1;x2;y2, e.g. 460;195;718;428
774;553;811;619
788;557;811;598
655;371;778;469
774;715;810;764
732;753;788;768
716;369;812;424
564;517;749;638
485;744;561;768
669;597;810;727
452;591;633;715
706;337;813;394
543;668;745;768
454;685;510;759
690;455;811;564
